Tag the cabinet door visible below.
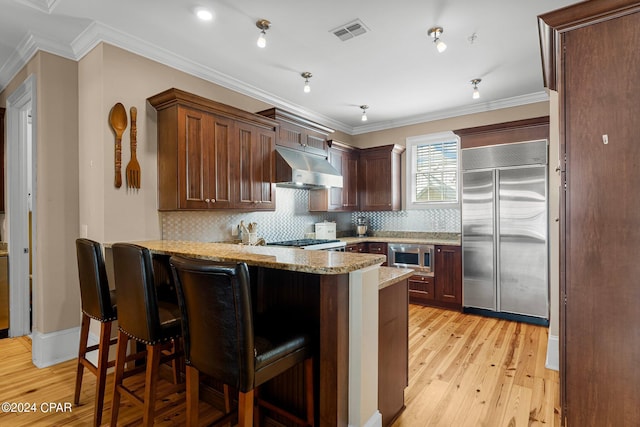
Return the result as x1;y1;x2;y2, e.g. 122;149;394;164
207;115;234;209
177;107;212;209
367;242;388;266
343;154;359;210
304;129;328;156
435;245;462;306
345;243;367;253
235;123;276;210
360;151;392;211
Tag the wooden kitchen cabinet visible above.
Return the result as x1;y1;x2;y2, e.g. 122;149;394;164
257;107;333;157
309;140;359;212
410;245;461;310
345;242;367;253
539;2;640;425
149;88;278;211
235;122;276;210
408;274;435;304
0;108;4;214
367;242;388;266
359;144;405;211
434;245;462;308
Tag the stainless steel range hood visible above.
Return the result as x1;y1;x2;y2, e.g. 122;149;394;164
275;146;343;188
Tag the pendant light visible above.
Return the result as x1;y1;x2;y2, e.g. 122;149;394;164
360;105;369;122
471;78;482;99
427;26;447;53
256;19;270;48
301;72;312;93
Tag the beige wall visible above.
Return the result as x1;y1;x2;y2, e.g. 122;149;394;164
2;43;558;336
0;52;80;334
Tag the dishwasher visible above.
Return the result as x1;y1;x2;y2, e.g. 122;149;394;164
0;256;8;337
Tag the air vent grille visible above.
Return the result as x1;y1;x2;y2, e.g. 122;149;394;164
331;19;369;41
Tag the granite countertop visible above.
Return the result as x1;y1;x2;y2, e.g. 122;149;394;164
341;236;461;246
0;250;7;257
378;267;414;290
126;240;386;275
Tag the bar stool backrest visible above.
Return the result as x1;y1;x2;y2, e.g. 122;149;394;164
170;256;255;391
76;238;115;322
112;243;163;344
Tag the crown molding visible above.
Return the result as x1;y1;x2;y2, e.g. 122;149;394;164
14;0;60;14
349;91;550;135
2;18;549;136
0;29;74;91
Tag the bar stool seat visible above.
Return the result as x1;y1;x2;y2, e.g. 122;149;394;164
170;255;315;427
110;243;184;427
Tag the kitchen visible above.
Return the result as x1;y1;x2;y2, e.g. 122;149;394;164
0;0;638;426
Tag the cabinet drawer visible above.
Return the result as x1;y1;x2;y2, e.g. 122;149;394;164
408;275;435;301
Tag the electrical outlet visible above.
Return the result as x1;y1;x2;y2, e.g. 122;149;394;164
231;225;238;236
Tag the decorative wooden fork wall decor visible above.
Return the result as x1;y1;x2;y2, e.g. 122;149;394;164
126;106;141;189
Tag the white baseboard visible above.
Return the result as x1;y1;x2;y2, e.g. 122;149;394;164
31;327;80;368
354;410;382;427
545;334;559;371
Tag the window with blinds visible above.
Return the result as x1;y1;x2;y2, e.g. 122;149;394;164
406;132;459;208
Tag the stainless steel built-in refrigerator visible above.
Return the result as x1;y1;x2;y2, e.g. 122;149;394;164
461;140;548;322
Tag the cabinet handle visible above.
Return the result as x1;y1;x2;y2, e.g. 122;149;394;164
211;198;215;203
205;198;210;203
437;248;441;252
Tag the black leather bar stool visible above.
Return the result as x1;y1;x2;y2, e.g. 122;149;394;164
74;238;118;426
110;243;184;426
170;256;315;427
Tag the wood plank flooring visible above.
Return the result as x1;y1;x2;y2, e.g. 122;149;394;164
0;305;560;426
392;305;560;427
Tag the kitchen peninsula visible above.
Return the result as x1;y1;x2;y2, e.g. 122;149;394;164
120;240;409;427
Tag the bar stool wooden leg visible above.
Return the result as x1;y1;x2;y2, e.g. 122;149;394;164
74;313;91;405
185;365;199;427
110;331;129;427
142;344;162;426
94;321;112;426
238;390;254;427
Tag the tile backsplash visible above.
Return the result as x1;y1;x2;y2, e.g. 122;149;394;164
161;187;461;242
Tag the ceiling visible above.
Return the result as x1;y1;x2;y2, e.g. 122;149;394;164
0;0;577;134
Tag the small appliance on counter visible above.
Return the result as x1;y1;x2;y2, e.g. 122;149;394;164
315;221;336;240
356;217;368;237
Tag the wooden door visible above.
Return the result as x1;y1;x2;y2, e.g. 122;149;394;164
207;115;233;209
562;10;640;426
235;123;275;210
434;245;462;306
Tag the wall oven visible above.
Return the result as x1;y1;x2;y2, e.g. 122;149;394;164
387;243;434;273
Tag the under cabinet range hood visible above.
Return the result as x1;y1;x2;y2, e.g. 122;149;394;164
275;146;343;188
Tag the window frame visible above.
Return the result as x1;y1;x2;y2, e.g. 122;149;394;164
405;131;460;210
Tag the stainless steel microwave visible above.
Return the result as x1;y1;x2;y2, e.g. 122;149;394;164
387;243;434;273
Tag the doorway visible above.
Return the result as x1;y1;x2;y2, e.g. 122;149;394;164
6;75;36;338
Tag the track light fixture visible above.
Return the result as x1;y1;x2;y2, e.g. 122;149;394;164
471;78;482;99
256;19;271;48
427;26;447;53
360;105;369;122
301;72;312;93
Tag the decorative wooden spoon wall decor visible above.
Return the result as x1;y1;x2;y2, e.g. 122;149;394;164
109;103;127;188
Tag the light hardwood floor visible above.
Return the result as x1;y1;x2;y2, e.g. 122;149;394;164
0;306;560;426
392;305;560;427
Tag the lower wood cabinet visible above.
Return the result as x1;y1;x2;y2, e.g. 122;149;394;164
345;243;367;253
409;245;461;310
378;277;408;426
345;242;388;266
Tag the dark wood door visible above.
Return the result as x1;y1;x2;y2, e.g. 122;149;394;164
207;114;234;209
360;150;393;211
177;106;211;209
0;108;4;213
434;245;462;306
562;10;640;426
235;123;276;210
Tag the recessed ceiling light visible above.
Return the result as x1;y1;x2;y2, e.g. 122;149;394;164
196;8;213;21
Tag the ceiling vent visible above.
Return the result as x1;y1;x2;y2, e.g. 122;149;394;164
331;19;369;41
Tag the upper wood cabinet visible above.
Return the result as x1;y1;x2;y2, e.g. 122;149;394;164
0;108;4;214
359;144;405;211
257;108;333;157
148;88;278;211
309;140;359;212
235;122;276;210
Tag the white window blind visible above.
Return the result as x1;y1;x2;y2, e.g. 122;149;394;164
406;131;459;209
